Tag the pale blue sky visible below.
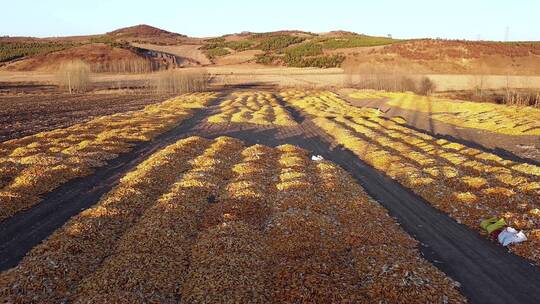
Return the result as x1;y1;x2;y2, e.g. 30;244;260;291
1;0;538;41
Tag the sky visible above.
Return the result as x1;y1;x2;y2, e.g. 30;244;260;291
1;0;538;41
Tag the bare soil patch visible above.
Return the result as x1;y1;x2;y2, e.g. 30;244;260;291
132;43;211;65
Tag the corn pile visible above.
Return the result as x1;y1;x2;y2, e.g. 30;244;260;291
207;91;297;126
281;89;382;119
0;93;216;221
73;136;245;303
380;92;540;136
0;137;465;303
181;143;279;303
349;90;393;100
433;110;540;136
182;221;271;303
284;90;540;265
0;136;214;303
267;145;464;303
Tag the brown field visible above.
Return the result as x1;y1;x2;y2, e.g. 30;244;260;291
3;67;540;92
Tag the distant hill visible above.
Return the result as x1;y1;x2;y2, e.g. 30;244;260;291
4;43;137;71
341;39;540;75
106;24;188;44
3;43;185;72
108;24;184;37
1;25;539;74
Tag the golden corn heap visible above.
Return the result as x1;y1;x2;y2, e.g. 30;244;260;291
285;90;540;265
0;136;465;303
0;93;216;221
283;89;383;119
349;90;393;100
351;91;540;136
207;91;297;126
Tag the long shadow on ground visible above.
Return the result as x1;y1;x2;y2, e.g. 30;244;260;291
345;95;540;165
1;93;540;304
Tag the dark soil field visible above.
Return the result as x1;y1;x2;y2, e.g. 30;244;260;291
0;92;172;142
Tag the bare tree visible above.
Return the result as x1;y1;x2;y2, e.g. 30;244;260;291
153;68;210;94
418;77;436;95
56;60;91;93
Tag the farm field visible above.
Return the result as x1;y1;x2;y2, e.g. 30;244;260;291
346;90;540;163
207;91;296;126
2;88;540;303
0;136;464;303
0;93;215;220
283;90;540;264
2;1;540;301
0;93;174;142
348;91;540;136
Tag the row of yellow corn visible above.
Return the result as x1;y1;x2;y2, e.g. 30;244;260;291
284;89;540;265
0;93;216;221
207;91;297;126
1;137;465;303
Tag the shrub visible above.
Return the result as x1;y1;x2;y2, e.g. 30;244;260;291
153;69;209;94
255;53;279;65
224;41;254;51
285;43;323;57
284;54;345;68
503;90;540;107
91;58;153;73
55;60;91;93
205;47;230;59
317;35;398;49
257;36;305;51
205;37;226;43
345;71;423;93
89;36;130;48
400;77;417;92
0;41;79;62
202;40;254;52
